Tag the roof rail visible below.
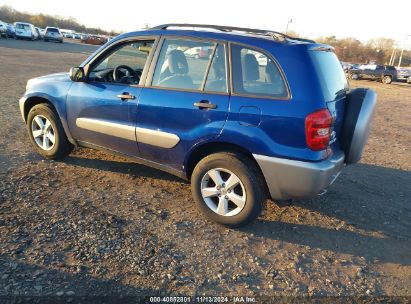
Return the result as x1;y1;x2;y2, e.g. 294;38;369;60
150;23;316;43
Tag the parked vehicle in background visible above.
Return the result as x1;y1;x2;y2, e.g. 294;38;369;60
81;34;107;45
73;33;81;39
44;27;63;43
14;22;38;40
256;53;268;66
397;68;411;84
0;20;7;37
349;64;397;84
341;62;351;72
38;28;46;39
35;27;42;40
184;46;212;59
6;23;15;38
19;23;377;227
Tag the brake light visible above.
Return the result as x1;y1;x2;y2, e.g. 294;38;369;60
305;109;333;151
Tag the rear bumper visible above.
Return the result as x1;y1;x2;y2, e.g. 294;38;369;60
254;151;345;200
45;36;63;41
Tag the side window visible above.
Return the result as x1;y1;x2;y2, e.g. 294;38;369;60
231;44;287;98
151;39;215;90
204;44;227;93
89;40;154;84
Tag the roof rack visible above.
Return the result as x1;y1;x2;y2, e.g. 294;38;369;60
150;23;316;43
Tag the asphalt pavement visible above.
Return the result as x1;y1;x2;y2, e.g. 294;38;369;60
0;37;99;54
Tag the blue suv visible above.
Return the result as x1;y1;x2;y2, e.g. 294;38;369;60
19;24;377;227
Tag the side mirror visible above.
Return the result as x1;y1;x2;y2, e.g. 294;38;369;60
69;67;85;82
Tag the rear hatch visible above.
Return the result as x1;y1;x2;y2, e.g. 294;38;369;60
309;47;349;151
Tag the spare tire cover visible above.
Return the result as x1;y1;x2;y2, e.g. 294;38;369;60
341;88;377;164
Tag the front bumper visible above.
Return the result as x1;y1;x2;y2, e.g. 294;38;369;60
19;97;26;121
254;151;345;200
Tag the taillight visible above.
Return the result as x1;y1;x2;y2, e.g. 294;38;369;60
305;109;333;151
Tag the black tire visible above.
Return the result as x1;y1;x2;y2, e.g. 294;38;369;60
26;104;74;159
191;152;267;227
350;73;359;80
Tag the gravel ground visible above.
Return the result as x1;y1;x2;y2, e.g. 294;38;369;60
0;40;410;301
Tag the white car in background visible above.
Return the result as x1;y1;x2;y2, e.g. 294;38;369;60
256;53;268;66
0;21;6;37
14;22;38;40
44;27;63;43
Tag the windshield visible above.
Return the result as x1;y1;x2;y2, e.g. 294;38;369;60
310;50;348;101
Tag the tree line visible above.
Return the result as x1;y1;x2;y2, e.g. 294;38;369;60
1;5;409;66
316;36;410;67
0;5;118;36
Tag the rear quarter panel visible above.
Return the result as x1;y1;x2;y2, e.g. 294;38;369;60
218;42;329;162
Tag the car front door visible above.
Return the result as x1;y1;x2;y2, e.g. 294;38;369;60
135;37;230;170
66;38;157;156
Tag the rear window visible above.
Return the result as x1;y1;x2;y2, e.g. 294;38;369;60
47;28;59;33
16;24;30;30
310;51;348;101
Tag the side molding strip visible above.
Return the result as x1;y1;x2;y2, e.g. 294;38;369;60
76;118;136;141
136;127;180;148
76;118;180;148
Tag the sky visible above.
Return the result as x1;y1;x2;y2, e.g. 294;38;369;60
1;0;410;47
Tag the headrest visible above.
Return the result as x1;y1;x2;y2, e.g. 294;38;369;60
212;56;225;79
242;53;259;81
265;61;279;83
167;50;188;74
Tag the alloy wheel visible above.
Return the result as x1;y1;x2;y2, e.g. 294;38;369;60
31;115;55;151
200;168;246;217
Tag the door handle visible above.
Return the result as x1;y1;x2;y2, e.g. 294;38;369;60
194;101;217;109
117;93;135;101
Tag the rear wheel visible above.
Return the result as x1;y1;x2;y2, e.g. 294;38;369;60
382;75;392;84
27;104;74;159
191;152;266;227
350;73;359;80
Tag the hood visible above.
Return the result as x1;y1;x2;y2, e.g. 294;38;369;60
26;72;70;90
34;72;70;82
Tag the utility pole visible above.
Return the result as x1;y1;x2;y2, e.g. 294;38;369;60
389;48;395;65
396;34;410;68
285;19;293;35
397;49;404;68
390;49;397;66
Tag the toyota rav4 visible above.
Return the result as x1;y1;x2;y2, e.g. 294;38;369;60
19;24;377;227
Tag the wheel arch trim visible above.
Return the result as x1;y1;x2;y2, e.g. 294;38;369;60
20;93;76;145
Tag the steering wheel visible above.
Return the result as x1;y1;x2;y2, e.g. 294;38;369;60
113;65;139;83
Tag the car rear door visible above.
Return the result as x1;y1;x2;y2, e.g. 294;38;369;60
66;37;157;156
135;37;230;170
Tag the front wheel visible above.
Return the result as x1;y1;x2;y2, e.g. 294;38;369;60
27;104;74;159
191;152;267;227
350;73;359;80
